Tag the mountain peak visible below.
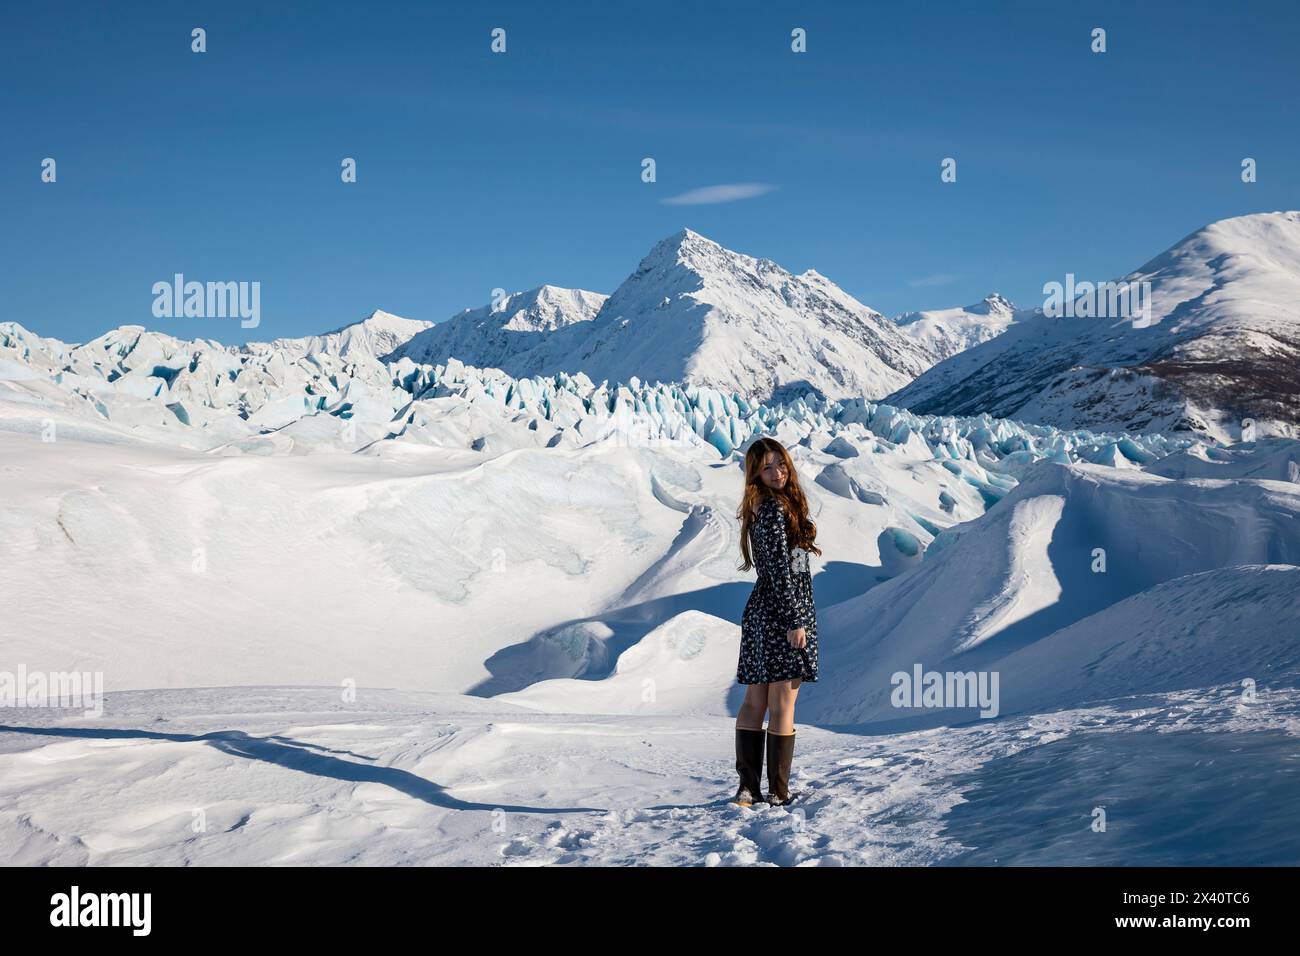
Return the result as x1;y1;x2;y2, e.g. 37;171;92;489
889;209;1300;438
663;227;712;246
640;228;726;270
891;293;1020;363
488;285;608;327
967;293;1016;315
313;308;428;338
363;308;407;324
1132;209;1300;279
630;229;803;297
387;284;608;368
268;309;433;359
568;228;933;402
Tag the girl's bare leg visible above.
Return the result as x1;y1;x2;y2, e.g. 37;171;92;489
766;677;802;735
736;682;769;729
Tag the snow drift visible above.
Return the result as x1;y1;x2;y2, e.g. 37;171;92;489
801;460;1300;727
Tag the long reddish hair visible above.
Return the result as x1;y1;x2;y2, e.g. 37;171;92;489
736;436;821;572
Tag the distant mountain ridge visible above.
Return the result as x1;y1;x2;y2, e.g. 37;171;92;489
893;293;1020;361
261;309;433;360
388;286;607;372
553;229;934;403
11;213;1299;439
888;211;1300;439
404;229;934;403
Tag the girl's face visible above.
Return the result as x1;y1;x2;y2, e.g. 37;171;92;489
759;451;788;490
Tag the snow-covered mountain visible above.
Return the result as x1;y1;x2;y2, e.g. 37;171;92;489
392;230;934;403
388;285;607;372
888;211;1300;440
265;309;432;359
4;228;943;420
529;229;933;403
893;293;1020;362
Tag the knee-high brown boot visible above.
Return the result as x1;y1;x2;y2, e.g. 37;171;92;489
733;726;766;806
765;730;796;806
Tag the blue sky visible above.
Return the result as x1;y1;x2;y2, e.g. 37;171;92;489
2;0;1297;345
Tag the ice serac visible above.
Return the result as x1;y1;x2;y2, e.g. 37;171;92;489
887;211;1300;440
520;229;934;404
387;285;608;373
0;303;1210;470
266;309;433;359
893;293;1020;363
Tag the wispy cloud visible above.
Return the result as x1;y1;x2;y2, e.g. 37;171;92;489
906;273;962;288
659;183;776;206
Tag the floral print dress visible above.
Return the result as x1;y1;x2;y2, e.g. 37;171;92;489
738;495;819;684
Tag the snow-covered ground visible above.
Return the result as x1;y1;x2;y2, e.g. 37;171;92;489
3;304;1298;866
3;683;1296;866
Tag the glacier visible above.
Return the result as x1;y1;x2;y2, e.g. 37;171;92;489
1;289;1298;867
